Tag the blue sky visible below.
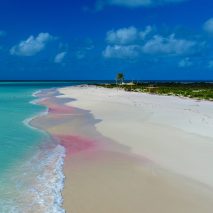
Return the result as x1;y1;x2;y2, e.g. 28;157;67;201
0;0;213;80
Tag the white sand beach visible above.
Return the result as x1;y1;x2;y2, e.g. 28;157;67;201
58;85;213;213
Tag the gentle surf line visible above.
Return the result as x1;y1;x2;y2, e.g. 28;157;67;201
27;89;66;213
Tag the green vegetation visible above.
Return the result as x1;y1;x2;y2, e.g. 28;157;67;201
96;82;213;101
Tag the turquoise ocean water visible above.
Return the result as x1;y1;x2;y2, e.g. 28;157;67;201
0;82;91;213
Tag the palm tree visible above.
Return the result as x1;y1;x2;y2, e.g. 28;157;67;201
116;73;124;85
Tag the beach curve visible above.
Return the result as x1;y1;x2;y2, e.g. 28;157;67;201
31;85;213;213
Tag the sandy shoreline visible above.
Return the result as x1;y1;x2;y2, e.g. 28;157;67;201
33;86;213;213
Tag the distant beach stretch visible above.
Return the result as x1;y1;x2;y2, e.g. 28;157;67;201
33;85;213;213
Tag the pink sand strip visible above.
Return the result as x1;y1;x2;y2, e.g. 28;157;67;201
40;98;75;114
54;135;98;156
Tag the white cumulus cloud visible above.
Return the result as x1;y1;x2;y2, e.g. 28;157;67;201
142;34;196;55
203;18;213;35
106;26;138;44
140;25;153;40
96;0;187;9
103;26;197;59
106;26;153;45
10;33;54;56
54;51;67;63
103;45;141;58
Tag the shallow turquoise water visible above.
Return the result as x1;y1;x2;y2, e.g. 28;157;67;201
0;81;86;173
0;86;45;173
0;82;88;212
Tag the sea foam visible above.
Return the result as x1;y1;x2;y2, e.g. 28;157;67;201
0;144;66;213
19;90;66;212
27;144;66;213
